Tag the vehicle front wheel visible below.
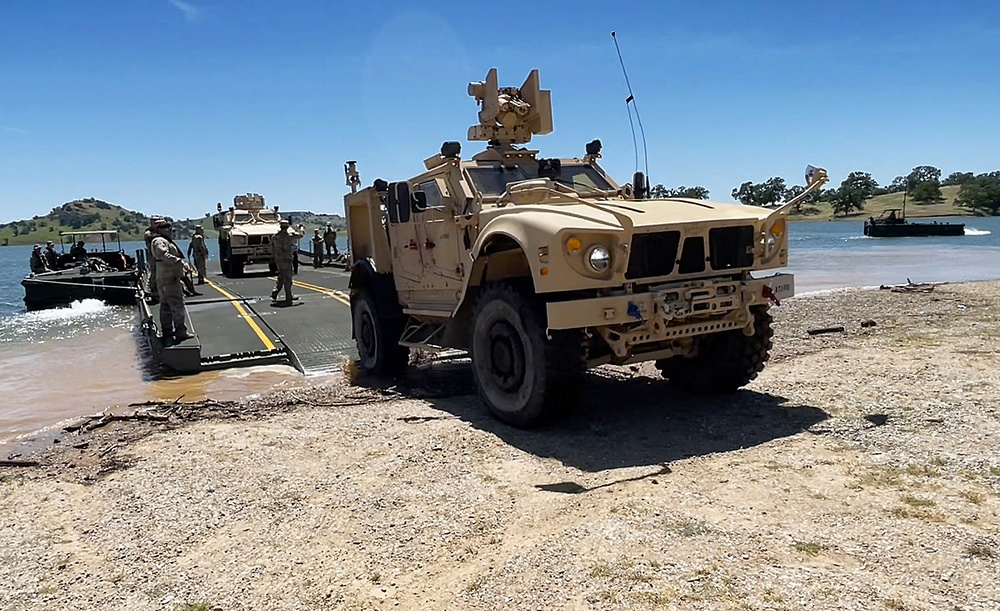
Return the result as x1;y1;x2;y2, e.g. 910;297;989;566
656;305;774;392
470;282;584;429
351;287;408;376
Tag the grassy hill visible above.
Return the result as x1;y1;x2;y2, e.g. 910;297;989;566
788;185;972;222
0;199;345;247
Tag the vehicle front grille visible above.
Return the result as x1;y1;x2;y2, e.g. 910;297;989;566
678;237;706;274
708;225;755;270
625;231;680;279
247;235;270;246
626;225;756;280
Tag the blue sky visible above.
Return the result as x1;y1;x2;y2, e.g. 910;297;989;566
1;0;998;222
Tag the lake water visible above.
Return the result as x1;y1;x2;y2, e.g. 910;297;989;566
1;218;998;447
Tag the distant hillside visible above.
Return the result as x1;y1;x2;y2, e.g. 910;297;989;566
789;185;971;222
0;199;346;246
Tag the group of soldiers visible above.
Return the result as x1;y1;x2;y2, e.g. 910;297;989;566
143;217;209;345
144;217;341;343
28;240;92;274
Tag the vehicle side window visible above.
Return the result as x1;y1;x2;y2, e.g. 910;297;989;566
414;180;444;211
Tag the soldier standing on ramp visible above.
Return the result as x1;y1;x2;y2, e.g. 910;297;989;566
143;217;161;304
151;219;195;345
187;225;209;284
323;223;338;263
312;228;323;268
271;219;299;305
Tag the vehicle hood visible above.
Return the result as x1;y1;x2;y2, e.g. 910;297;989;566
228;224;281;236
481;197;776;232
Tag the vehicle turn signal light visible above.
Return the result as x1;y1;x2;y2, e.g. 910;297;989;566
566;236;582;252
769;218;786;238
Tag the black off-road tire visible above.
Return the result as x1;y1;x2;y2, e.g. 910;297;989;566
656;305;774;393
219;243;230;276
470;281;585;429
351;287;409;376
230;255;245;278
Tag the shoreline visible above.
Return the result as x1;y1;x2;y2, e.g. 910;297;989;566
2;279;999;609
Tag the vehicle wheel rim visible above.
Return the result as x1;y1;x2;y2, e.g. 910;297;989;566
359;309;377;360
487;321;525;392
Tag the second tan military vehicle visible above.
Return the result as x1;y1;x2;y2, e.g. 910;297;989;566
344;68;827;428
211;193;282;278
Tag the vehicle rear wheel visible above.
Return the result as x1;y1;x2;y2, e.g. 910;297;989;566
470;282;584;429
656;305;774;392
351;287;409;376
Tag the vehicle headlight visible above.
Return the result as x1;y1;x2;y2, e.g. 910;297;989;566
586;244;611;272
766;234;776;251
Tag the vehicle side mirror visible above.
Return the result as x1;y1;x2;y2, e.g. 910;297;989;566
411;191;428;213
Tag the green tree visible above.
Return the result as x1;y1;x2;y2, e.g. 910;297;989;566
831;171;878;217
650;184;710;199
955;172;1000;216
784;184;821;214
910;181;943;203
731;177;787;207
943;171;974;186
887;176;908;193
905;165;943;203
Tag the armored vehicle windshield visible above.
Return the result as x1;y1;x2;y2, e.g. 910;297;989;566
466;162;615;198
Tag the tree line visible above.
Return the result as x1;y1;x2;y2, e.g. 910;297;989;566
648;166;1000;216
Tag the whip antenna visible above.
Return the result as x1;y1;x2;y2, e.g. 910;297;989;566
611;30;650;194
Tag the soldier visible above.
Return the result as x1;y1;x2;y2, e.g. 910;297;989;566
187;225;209;284
270;219;298;304
323;223;338;262
143;218;161;303
29;244;49;274
295;223;305;274
312;228;323;268
70;241;87;260
44;241;59;270
150;219;195;345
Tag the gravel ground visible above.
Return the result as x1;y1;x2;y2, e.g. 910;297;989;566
2;280;998;611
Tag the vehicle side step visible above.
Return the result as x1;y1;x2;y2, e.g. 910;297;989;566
399;318;447;349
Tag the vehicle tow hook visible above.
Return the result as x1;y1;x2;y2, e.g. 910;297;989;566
762;284;781;306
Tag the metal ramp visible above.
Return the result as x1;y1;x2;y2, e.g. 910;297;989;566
138;263;355;375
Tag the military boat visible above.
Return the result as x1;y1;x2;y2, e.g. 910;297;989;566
21;230;141;311
863;208;965;237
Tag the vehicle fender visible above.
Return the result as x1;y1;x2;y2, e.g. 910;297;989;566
469;217;545;283
348;257;402;316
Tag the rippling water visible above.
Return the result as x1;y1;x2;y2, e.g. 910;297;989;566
0;217;998;446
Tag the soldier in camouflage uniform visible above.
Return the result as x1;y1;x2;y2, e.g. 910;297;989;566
271;219;298;304
143;217;161;303
150;219;195;344
186;225;209;284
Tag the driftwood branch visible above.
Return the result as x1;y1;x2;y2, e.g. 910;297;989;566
1;459;39;467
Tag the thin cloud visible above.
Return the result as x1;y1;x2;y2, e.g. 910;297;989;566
168;0;202;22
2;126;27;135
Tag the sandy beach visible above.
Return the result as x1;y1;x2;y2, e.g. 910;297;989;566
2;280;999;611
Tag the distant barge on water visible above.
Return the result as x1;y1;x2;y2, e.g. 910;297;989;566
863;208;965;238
20;230;141;311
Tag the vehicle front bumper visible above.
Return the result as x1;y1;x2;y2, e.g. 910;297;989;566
545;272;794;332
230;245;272;258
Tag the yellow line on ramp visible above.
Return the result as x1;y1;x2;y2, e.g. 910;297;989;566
285;278;352;307
205;280;276;351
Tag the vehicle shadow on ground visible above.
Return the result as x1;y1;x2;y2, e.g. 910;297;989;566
364;363;829;474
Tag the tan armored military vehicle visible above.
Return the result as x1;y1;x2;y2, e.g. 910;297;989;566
210;193;282;278
343;68;827;428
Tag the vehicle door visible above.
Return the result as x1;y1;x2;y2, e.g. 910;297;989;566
384;181;424;288
411;178;464;308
